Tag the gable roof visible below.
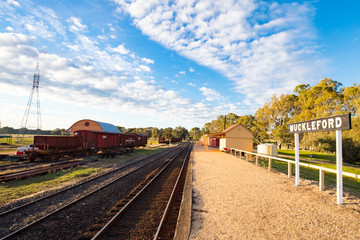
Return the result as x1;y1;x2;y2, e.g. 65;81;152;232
221;123;254;135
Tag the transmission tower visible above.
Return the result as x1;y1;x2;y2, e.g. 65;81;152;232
20;63;42;134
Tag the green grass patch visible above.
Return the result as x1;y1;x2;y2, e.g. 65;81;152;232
278;149;336;163
0;167;103;206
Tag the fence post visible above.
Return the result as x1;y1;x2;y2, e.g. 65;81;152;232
268;157;272;170
246;153;249;162
288;162;292;178
256;155;259;166
319;169;325;191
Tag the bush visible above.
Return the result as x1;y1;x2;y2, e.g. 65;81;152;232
343;138;360;164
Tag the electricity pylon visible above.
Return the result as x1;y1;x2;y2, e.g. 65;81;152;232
20;63;42;135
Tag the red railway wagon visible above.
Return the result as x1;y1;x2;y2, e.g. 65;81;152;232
208;137;219;147
158;137;169;144
121;133;137;148
170;137;182;143
25;135;85;162
34;135;84;151
130;133;147;147
138;134;147;147
75;130;125;149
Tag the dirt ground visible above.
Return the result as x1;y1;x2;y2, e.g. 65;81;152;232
189;146;360;240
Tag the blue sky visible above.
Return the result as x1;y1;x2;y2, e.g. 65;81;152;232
0;0;359;130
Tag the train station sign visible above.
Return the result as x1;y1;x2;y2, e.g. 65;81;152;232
287;113;351;133
287;113;352;205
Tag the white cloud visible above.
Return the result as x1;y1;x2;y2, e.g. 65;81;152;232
110;44;130;54
114;0;326;110
188;82;196;87
141;57;154;64
7;0;20;7
110;35;116;39
199;86;221;101
6;26;14;31
189;67;195;72
68;17;87;32
138;65;151;72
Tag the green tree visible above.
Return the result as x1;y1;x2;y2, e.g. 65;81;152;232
172;126;188;139
189;127;202;141
343;83;360;117
51;128;66;135
163;127;173;138
151;127;160;138
116;126;126;133
225;113;239;129
144;127;152;137
294;78;344;121
126;128;136;133
201;123;211;135
237;115;255;129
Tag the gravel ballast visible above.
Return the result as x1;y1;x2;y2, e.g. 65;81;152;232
190;146;360;239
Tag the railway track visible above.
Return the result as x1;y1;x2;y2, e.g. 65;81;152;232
0;144;185;240
88;143;192;240
0;160;53;172
0;159;93;181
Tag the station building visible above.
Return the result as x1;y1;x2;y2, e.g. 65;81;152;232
203;123;254;152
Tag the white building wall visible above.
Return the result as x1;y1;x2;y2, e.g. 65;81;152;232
220;138;226;151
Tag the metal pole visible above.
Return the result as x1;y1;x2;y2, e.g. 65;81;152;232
295;133;300;186
336;130;343;205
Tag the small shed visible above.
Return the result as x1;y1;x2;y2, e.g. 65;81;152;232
205;123;254;152
68;119;121;136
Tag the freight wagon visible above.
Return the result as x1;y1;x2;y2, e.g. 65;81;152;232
170;137;182;143
158;137;169;144
24;130;147;162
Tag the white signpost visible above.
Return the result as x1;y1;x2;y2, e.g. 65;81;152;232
288;113;351;205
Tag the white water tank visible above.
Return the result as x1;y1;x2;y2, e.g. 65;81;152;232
257;144;278;156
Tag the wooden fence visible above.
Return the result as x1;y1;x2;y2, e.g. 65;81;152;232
230;148;360;192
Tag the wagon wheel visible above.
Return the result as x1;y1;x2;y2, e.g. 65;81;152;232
29;153;36;163
43;155;51;162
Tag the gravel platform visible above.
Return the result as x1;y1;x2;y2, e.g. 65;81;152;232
189;146;360;240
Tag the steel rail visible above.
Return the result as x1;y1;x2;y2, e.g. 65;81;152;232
0;160;91;181
153;144;192;239
91;143;190;240
0;145;184;240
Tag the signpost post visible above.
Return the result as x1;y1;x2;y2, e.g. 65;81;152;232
295;133;300;186
288;113;351;205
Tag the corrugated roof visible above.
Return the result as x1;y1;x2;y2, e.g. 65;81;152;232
96;121;121;133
